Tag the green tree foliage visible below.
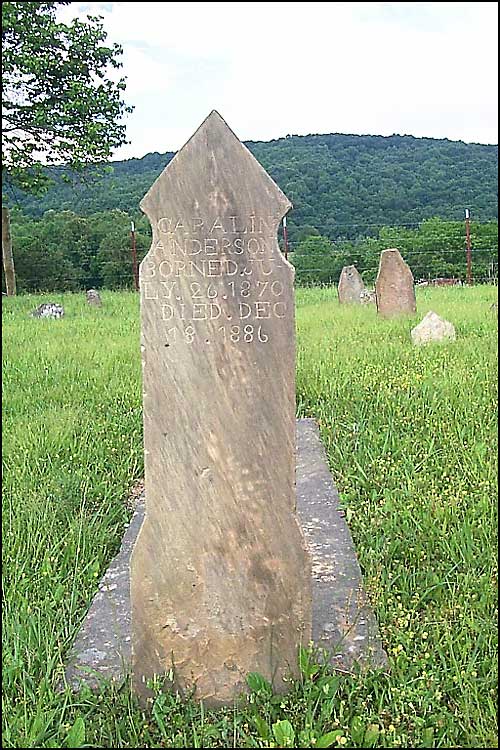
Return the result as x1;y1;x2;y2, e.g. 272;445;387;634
295;225;321;243
292;218;498;286
10;134;498;230
5;212;497;293
7;209;151;292
291;236;338;285
2;1;131;195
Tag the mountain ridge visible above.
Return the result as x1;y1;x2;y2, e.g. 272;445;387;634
7;131;498;239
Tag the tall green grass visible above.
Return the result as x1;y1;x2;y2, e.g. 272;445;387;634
2;286;498;748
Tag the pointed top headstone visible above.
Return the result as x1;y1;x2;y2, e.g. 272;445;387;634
131;113;312;706
140;110;291;239
375;248;416;317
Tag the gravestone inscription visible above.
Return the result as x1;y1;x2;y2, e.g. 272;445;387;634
131;111;312;705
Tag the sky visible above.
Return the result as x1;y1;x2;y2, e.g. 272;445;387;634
60;2;498;160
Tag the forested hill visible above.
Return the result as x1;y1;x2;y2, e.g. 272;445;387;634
8;132;498;241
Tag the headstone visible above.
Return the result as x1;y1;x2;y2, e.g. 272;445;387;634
411;311;456;345
64;420;388;694
131;111;312;706
338;265;365;304
86;289;102;307
375;248;416;317
30;302;64;319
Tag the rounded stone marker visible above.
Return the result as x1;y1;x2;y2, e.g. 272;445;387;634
411;311;456;345
86;289;102;307
338;265;365;304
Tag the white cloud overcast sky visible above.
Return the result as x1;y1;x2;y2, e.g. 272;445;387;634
61;2;498;160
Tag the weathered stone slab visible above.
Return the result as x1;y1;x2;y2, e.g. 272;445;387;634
64;419;386;692
338;265;365;304
30;302;64;319
296;420;387;671
64;505;145;689
375;248;416;317
132;111;312;705
86;289;102;307
411;310;456;345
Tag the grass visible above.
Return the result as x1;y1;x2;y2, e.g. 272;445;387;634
2;285;498;748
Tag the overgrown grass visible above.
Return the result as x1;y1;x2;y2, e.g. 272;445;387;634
2;286;498;748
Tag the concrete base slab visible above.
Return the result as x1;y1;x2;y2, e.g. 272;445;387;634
64;418;387;691
296;419;387;670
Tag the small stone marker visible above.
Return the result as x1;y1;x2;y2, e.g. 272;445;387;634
375;248;416;317
131;111;312;705
30;302;64;319
86;289;102;307
360;289;376;305
411;311;456;345
338;265;365;304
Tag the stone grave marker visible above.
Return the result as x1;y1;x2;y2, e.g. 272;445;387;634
65;419;388;695
86;289;102;307
131;111;312;705
338;265;365;304
64;112;388;705
411;311;456;345
375;248;416;317
30;302;64;319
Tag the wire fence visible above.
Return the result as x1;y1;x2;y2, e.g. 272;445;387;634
2;217;498;292
4;257;498;293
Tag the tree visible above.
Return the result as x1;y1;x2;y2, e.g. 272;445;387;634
2;2;132;195
96;214;149;289
292;235;338;285
3;208;152;292
2;207;16;294
295;225;320;243
2;1;132;294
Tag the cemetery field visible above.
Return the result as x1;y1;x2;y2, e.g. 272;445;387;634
2;285;498;749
